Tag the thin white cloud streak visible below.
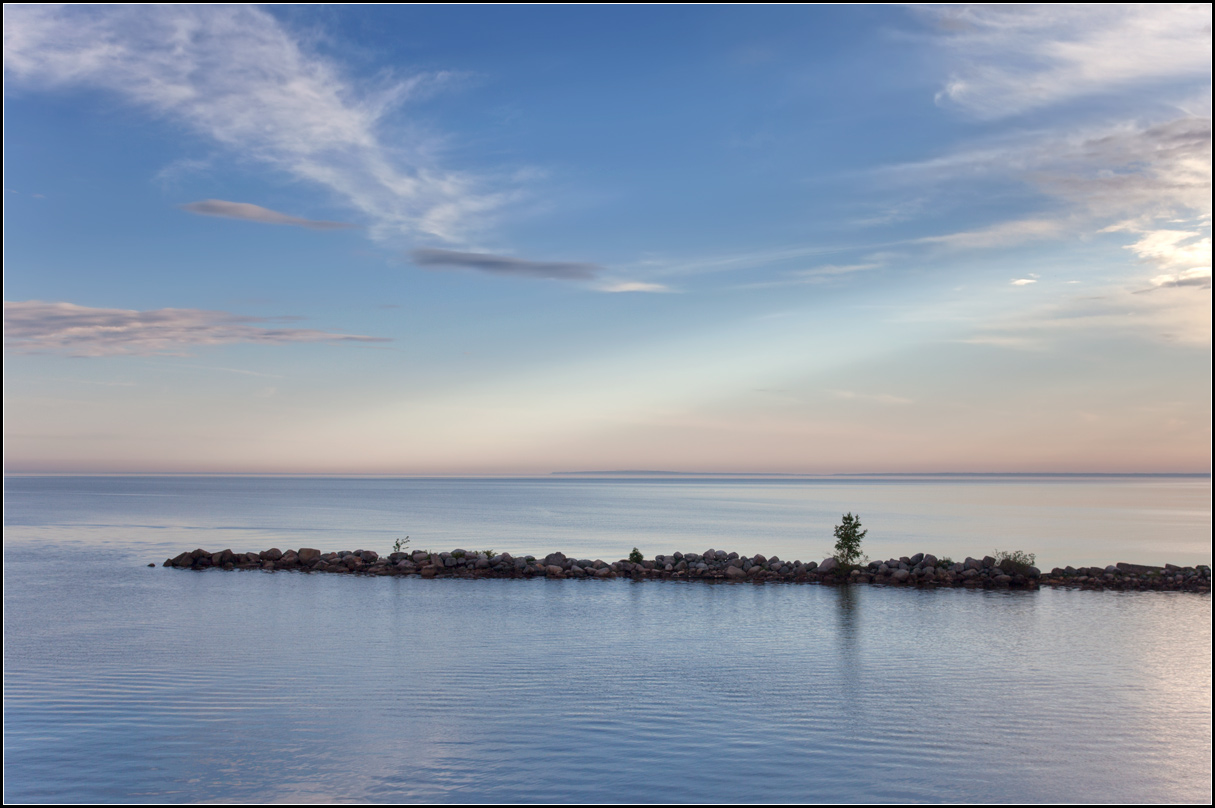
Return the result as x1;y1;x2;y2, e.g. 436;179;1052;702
956;334;1044;350
966;284;1211;349
1011;279;1037;286
830;390;914;406
3;5;505;242
799;262;883;277
631;243;878;278
4;301;389;357
181;199;358;230
732;261;886;290
595;281;672;293
145;361;286;379
918;218;1066;250
918;4;1212;118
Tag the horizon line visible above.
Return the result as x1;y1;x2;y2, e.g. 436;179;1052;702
3;470;1210;479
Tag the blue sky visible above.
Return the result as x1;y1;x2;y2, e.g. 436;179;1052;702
4;5;1210;473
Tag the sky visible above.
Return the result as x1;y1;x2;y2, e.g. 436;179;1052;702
3;4;1211;474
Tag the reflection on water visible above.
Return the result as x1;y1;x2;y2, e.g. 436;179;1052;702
4;551;1210;803
3;476;1212;803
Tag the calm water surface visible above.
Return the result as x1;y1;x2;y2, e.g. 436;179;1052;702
4;476;1211;803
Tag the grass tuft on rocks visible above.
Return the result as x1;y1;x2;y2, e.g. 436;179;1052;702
994;549;1036;575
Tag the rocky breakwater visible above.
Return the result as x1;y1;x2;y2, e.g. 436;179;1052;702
160;548;1203;592
1040;562;1211;592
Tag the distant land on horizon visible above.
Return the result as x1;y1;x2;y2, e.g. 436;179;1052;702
552;470;1212;478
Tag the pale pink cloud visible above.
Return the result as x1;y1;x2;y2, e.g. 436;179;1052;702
4;300;389;356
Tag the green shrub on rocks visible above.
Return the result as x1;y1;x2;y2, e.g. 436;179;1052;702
629;547;644;564
833;513;867;570
994;549;1036;575
392;536;410;553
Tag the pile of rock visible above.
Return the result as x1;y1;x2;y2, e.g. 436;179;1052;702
163;547;1209;592
161;544;1205;590
1040;562;1211;592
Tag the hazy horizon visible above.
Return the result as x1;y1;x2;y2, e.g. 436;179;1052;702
4;469;1210;478
4;6;1210;475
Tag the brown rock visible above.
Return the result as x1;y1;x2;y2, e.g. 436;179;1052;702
1116;562;1164;575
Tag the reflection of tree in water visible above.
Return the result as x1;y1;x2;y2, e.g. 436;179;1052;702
834;583;859;638
834;584;862;703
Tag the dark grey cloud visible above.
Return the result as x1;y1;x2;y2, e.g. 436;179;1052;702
1136;274;1213;293
1159;275;1212;289
410;248;600;281
181;199;358;230
4;300;389;356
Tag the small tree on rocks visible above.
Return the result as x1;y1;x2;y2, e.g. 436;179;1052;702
833;513;867;569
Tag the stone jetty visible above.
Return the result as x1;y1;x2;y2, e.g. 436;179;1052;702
162;548;1212;592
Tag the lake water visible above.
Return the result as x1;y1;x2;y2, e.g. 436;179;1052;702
4;475;1211;803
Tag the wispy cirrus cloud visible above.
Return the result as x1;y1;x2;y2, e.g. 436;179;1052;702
3;5;506;242
918;4;1211;119
888;117;1211;221
4;300;389;357
181;199;358;230
889;116;1211;306
889;6;1211;292
894;117;1210;235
